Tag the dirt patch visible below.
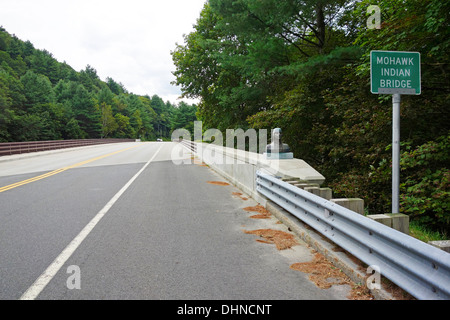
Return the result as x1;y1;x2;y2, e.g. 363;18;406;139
191;157;206;165
379;279;415;300
207;181;230;186
290;252;350;289
243;205;271;219
232;192;248;201
331;247;414;300
195;160;208;166
290;252;374;300
244;229;299;250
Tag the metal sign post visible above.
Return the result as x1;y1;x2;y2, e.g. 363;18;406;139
392;93;401;214
371;51;421;214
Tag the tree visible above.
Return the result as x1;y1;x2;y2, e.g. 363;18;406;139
28;102;65;140
79;64;101;92
171;102;198;134
172;0;357;132
172;0;449;234
114;113;132;138
29;49;60;84
20;70;55;108
0;69;14;141
106;77;127;95
137;95;158;140
72;84;101;138
63;118;84;140
130;109;143;139
171;3;226;130
99;103;118;138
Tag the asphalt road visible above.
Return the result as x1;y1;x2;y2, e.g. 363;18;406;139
0;142;352;300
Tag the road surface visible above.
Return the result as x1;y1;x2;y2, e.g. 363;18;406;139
0;142;352;300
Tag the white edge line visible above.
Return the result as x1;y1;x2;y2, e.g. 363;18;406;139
19;144;164;300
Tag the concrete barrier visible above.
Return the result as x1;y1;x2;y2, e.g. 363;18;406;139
367;213;410;234
187;142;325;205
185;142;368;215
184;141;415;238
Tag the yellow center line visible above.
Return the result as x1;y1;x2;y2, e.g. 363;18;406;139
0;144;142;193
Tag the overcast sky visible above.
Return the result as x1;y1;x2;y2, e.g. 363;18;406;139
0;0;206;104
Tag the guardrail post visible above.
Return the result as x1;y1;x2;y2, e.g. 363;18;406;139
367;214;392;227
387;213;410;234
304;186;320;195
428;241;450;253
331;198;365;215
318;188;333;200
368;213;410;234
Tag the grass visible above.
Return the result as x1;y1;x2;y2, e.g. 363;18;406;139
409;220;448;243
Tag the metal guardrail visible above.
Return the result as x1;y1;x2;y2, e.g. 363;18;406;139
0;139;136;157
180;139;197;154
256;170;450;300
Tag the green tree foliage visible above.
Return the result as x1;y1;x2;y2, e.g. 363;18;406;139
100;103;118;139
172;0;449;233
20;70;55;107
171;102;198;134
0;27;197;143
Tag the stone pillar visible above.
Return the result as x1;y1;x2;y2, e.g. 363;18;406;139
331;198;365;215
387;213;409;235
367;213;410;235
367;214;392;227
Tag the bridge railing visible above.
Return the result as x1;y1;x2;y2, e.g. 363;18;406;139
0;139;136;157
179;139;325;207
256;170;450;300
179;139;450;299
179;139;197;154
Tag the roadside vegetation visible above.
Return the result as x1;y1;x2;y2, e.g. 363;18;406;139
172;0;449;237
0;27;197;142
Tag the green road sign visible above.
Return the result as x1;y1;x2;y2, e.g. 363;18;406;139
371;51;421;95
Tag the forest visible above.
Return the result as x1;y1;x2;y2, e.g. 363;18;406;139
0;26;197;142
172;0;449;235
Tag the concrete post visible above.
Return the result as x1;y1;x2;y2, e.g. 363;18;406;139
331;198;365;215
368;214;392;227
387;213;409;234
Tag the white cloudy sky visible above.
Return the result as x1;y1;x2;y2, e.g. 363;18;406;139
0;0;206;104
